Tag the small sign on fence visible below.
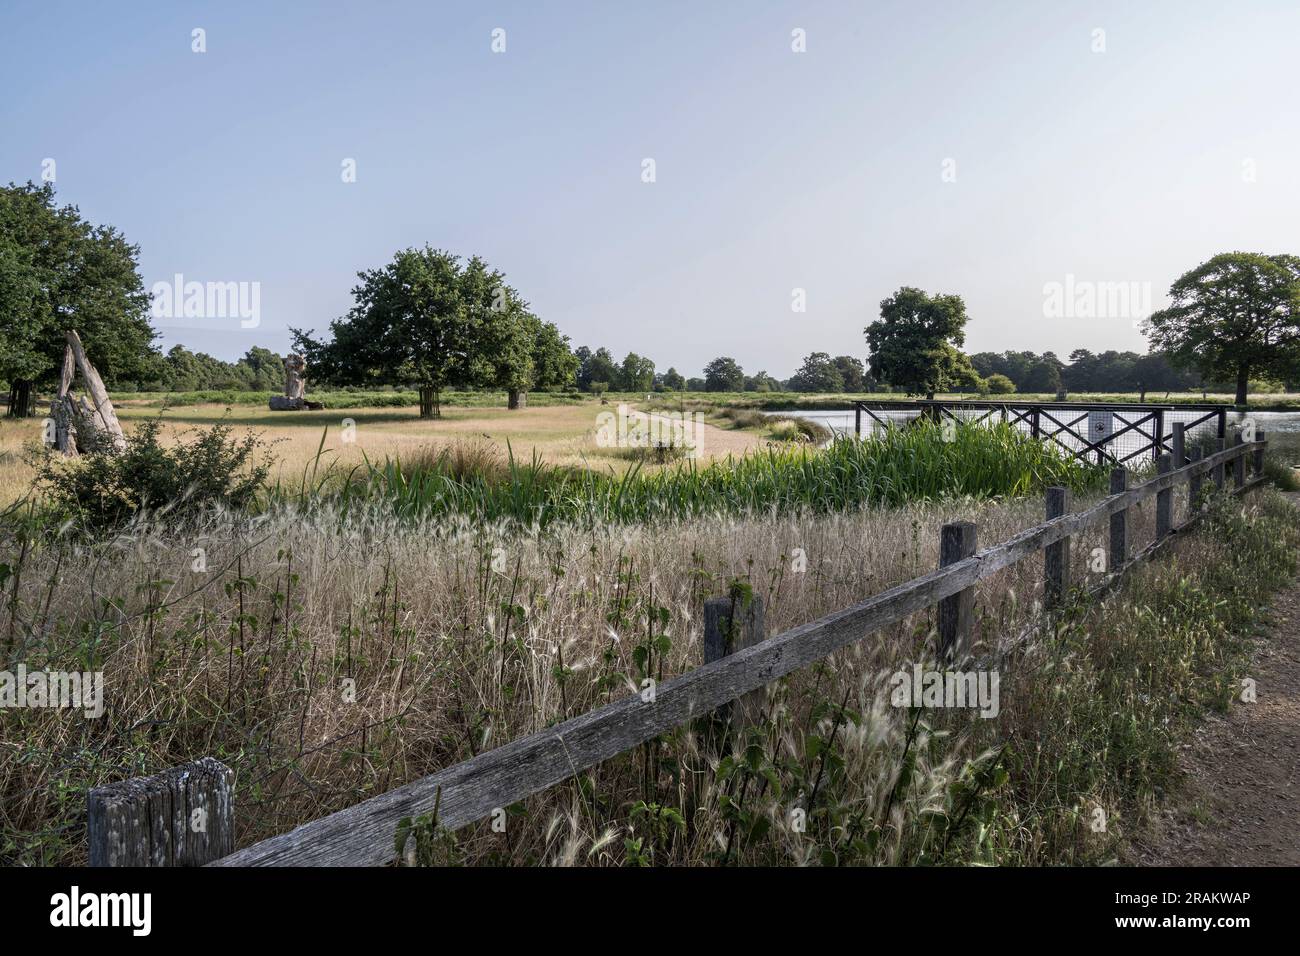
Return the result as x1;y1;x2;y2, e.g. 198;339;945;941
1088;411;1114;445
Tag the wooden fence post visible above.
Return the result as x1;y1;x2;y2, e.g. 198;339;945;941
703;592;766;730
1171;421;1186;468
1109;468;1128;569
1155;454;1172;540
938;521;977;661
1044;487;1070;611
88;757;234;866
1213;437;1226;491
1189;446;1204;511
1232;431;1245;490
1254;428;1266;477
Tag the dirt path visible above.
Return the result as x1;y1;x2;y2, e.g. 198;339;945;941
1133;493;1300;866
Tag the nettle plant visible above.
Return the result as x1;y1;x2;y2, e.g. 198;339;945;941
395;788;461;867
624;800;686;866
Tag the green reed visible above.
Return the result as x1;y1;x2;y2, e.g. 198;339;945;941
296;419;1107;527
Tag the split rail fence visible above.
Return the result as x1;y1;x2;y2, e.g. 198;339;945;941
86;426;1269;866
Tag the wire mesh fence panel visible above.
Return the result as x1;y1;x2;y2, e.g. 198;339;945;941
854;402;1228;465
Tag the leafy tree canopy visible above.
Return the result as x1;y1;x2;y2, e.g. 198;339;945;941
788;352;845;393
703;356;745;392
744;370;782;392
619;352;655;392
577;346;620;392
865;287;969;398
1144;251;1300;404
0;182;155;413
832;355;866;392
294;247;573;416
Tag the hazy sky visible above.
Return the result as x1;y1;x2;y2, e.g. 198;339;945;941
3;0;1297;378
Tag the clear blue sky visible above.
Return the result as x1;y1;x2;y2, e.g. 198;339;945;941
3;0;1297;378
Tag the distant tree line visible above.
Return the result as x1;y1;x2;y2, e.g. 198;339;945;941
968;350;1203;395
569;344;1208;397
862;258;1300;404
7;182;1298;413
145;253;1300;405
46;336;1258;401
154;345;287;392
152;336;1294;402
573;346;868;394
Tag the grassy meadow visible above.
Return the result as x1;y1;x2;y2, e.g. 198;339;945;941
2;390;1298;867
0;399;782;507
4;461;1296;865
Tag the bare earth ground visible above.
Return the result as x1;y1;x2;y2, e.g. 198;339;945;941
1133;493;1300;866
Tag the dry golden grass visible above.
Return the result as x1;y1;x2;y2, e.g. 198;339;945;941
1;485;1139;865
0;494;1020;856
0;402;767;506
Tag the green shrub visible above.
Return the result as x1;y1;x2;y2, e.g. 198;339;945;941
767;419;805;441
716;407;766;429
1263;453;1300;491
984;374;1016;394
764;417;830;443
36;418;273;530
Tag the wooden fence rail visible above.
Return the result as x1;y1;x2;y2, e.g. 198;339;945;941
87;436;1269;866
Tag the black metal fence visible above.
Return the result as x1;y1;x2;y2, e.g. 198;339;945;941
853;400;1230;465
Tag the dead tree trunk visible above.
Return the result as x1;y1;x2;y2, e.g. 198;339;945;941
46;330;126;455
6;380;33;418
418;386;443;419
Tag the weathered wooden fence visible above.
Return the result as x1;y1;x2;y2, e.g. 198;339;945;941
853;399;1230;466
86;431;1269;866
